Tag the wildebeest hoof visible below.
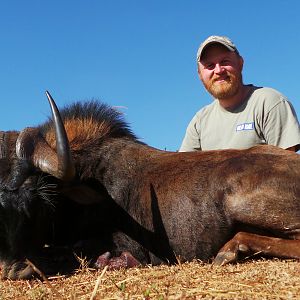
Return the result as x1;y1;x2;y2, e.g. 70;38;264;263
94;251;111;269
95;251;141;270
2;261;35;280
213;251;237;266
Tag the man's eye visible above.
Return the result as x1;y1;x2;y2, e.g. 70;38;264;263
220;60;230;66
206;64;215;70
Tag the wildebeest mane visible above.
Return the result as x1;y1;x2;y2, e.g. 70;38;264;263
38;100;138;150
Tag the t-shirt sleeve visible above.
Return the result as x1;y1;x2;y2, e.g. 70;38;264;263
262;98;300;150
179;115;201;152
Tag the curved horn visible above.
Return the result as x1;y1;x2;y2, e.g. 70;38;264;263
16;92;75;181
45;91;75;181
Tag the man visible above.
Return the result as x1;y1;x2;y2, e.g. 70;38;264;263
180;35;300;152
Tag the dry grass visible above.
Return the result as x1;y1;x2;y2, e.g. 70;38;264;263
0;259;299;299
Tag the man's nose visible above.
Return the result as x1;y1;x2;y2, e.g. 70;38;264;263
214;63;224;73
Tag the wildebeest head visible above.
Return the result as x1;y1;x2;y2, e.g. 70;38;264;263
0;129;60;279
0;92;138;279
0;93;76;274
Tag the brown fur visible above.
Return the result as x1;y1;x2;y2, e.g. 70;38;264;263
45;118;113;150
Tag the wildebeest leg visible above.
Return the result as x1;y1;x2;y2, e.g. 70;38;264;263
94;231;149;270
213;232;300;266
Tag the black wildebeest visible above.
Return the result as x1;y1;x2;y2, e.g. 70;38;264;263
0;91;299;280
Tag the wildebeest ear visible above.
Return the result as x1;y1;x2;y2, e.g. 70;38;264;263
0;131;7;158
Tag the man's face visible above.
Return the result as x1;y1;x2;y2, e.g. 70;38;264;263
198;44;244;99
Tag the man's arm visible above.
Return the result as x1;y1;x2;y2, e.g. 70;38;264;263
179;116;201;152
262;98;300;151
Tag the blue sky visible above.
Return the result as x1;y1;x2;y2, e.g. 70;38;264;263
1;1;299;151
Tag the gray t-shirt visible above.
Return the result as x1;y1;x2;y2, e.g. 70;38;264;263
180;86;300;151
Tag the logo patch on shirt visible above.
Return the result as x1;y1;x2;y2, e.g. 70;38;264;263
236;122;254;131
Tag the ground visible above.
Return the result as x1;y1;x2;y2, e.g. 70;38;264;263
0;259;299;299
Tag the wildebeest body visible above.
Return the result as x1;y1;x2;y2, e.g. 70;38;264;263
85;138;300;263
0;96;299;279
59;101;299;263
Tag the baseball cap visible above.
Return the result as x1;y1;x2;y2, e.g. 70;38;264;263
196;35;239;62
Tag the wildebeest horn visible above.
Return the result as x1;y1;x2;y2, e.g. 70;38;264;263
16;92;75;181
45;91;75;180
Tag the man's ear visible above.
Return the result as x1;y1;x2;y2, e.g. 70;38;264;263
197;64;202;80
239;55;244;71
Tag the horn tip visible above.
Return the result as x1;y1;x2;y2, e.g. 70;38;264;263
45;91;54;103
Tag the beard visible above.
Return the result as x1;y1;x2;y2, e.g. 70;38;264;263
202;72;242;99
